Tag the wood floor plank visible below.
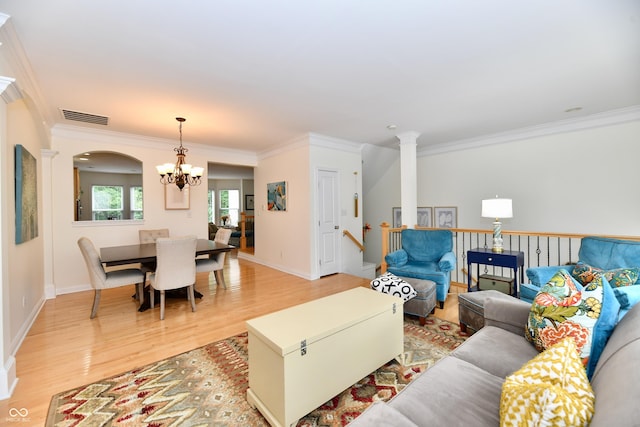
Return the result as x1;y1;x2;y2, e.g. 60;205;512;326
0;253;460;424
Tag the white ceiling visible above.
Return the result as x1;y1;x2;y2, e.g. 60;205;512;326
1;1;639;153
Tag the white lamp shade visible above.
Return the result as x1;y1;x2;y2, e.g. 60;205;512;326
482;198;513;219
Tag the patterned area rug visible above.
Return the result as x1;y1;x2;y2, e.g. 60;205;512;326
46;317;467;426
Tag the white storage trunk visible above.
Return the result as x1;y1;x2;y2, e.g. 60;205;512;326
246;287;404;427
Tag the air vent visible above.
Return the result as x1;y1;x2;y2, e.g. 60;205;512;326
61;109;109;126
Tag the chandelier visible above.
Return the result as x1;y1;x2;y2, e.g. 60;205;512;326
156;117;204;191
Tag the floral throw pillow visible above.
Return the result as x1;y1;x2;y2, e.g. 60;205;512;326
572;262;639;287
370;272;417;302
525;269;620;379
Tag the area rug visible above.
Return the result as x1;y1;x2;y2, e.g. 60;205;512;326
46;317;467;427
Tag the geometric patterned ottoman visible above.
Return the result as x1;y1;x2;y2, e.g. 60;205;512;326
457;290;516;334
400;277;437;326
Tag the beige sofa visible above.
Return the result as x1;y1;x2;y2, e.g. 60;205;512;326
348;296;640;426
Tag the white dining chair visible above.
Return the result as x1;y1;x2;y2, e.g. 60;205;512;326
149;235;197;320
77;237;145;319
196;228;232;289
138;228;170;287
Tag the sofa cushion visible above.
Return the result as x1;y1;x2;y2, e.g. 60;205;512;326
452;325;539;379
370;272;417;302
613;285;640;309
525;269;620;379
578;236;640;271
500;337;595;427
400;229;452;263
347;401;418;427
388;356;503;426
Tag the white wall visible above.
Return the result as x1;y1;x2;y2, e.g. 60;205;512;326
49;126;257;295
252;133;364;280
1;97;48;398
361;119;640;267
254;139;312;278
309;134;364;279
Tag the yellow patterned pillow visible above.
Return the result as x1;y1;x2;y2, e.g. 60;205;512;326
500;337;595;427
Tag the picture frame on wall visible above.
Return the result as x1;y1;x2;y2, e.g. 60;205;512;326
245;194;255;210
393;207;434;228
434;206;457;228
392;207;402;228
267;181;286;211
164;184;190;210
417;207;433;227
15;144;38;243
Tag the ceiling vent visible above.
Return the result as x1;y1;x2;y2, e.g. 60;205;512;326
61;109;109;126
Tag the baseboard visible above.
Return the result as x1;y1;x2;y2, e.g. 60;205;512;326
0;355;17;400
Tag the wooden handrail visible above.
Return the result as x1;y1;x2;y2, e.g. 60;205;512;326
239;212;255;249
343;229;365;252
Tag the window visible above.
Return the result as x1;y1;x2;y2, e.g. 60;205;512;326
130;186;143;219
219;189;239;225
92;185;123;220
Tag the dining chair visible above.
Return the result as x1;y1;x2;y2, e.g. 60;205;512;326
77;237;145;319
149;235;197;320
196;228;232;289
138;228;170;286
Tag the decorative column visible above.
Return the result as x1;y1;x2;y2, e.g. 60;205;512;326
396;131;420;229
41;149;58;298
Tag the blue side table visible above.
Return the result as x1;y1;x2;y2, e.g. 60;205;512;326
467;248;525;297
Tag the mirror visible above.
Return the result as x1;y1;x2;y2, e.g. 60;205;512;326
73;151;143;221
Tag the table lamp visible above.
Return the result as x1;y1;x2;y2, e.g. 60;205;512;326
482;197;513;253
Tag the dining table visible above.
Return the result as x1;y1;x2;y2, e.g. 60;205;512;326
100;239;235;305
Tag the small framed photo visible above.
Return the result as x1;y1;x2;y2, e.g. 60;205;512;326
417;207;433;227
434;206;457;228
245;194;255;210
392;207;402;228
164;184;190;210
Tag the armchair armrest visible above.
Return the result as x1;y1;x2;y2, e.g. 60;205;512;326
385;249;408;268
484;297;531;336
437;251;456;272
526;265;571;287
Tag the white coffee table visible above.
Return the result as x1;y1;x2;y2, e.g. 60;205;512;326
246;287;404;427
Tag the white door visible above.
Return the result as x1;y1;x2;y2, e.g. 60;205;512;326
318;169;340;277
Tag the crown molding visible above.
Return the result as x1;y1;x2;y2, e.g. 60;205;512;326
258;132;363;161
418;105;640;156
0;14;53;125
0;76;21;104
51;124;258;165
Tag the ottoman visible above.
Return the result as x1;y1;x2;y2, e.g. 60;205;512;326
457;290;515;334
401;277;437;326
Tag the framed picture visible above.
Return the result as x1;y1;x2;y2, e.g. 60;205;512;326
164;184;190;210
267;181;286;211
417;207;433;227
245;194;255;210
15;144;38;243
393;207;433;228
392;207;402;228
434;206;457;228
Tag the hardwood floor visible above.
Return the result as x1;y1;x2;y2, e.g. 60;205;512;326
0;252;460;424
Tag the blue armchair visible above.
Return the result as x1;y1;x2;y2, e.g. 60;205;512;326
522;237;640;316
385;229;456;308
